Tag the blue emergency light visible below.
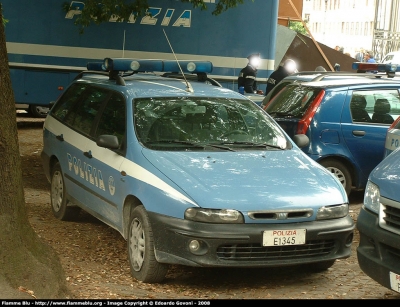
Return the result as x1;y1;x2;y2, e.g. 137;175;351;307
87;62;106;71
104;58;164;72
352;62;400;77
163;60;213;73
99;58;213;74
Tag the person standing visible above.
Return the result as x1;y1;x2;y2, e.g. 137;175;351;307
237;53;262;94
264;59;297;96
364;51;376;63
355;48;365;62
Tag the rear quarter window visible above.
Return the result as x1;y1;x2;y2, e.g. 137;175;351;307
51;83;88;120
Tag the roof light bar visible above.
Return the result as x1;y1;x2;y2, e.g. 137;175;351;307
163;60;213;73
94;58;213;74
104;58;164;72
87;62;106;71
352;62;400;73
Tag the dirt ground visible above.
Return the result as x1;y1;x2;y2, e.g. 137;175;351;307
14;113;400;300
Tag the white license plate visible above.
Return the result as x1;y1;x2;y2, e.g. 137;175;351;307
389;272;400;293
262;229;306;246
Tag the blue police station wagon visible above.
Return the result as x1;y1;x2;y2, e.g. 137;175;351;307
41;58;354;283
357;146;400;294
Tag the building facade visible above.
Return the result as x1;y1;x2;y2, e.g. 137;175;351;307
302;0;400;61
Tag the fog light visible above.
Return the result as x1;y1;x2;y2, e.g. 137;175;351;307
188;239;208;255
189;240;200;252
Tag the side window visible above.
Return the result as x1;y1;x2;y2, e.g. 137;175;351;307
63;86;110;136
350;93;371;122
51;83;88;120
351;90;400;124
371;90;400;124
95;93;126;151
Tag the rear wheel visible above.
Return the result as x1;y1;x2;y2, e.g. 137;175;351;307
50;162;80;220
320;159;352;196
127;206;168;283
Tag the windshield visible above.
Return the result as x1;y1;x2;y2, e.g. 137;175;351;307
134;97;290;151
265;84;322;117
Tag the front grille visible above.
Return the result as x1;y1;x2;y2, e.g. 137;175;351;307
216;240;335;261
380;197;400;235
383;205;400;230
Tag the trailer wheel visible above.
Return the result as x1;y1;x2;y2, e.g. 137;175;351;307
29;104;49;118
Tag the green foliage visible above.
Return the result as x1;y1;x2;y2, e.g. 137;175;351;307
63;0;247;33
289;20;308;36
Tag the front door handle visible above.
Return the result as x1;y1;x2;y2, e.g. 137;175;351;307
352;130;366;136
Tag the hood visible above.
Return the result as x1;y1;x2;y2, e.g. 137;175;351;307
142;148;347;211
370;148;400;199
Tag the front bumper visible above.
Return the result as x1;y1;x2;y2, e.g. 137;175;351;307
357;206;400;292
41;150;51;183
149;212;355;267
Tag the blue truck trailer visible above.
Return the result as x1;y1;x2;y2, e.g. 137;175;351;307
4;0;278;117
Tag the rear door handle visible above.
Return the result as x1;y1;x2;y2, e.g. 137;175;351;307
352;130;366;136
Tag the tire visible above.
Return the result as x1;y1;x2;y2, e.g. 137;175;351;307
127;206;168;283
50;162;80;220
28;104;49;118
308;260;336;272
319;159;352;196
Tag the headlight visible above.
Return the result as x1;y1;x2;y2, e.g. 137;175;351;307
184;208;244;224
364;180;380;214
316;203;348;220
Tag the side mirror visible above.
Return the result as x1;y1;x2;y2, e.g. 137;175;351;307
96;135;120;149
293;134;309;148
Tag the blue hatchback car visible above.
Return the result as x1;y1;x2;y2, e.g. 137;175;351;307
41;58;354;283
264;74;400;196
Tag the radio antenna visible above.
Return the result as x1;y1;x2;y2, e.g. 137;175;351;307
163;29;193;93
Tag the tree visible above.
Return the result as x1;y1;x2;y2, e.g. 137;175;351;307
289;20;309;36
0;0;245;298
0;4;69;298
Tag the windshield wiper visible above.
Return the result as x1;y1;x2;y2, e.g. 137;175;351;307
147;140;236;151
203;143;236;151
147;140;206;148
216;141;284;150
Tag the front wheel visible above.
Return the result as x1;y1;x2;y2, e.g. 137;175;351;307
127;206;168;283
50;162;80;220
319;159;352;196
